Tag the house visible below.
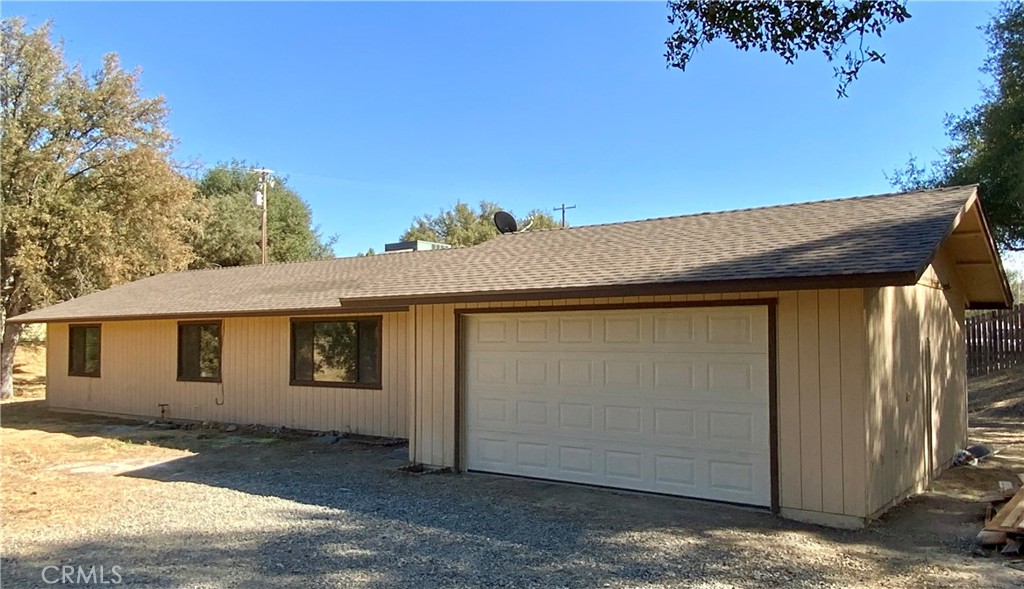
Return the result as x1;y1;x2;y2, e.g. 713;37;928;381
10;185;1012;528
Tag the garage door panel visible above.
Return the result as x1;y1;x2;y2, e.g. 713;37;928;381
557;358;594;386
470;395;769;453
465;308;771;507
475;397;508;425
469;309;767;355
515;399;549;426
471;340;765;355
559;317;595;343
605;405;643;433
474;317;512;343
467;351;768;402
467;430;770;506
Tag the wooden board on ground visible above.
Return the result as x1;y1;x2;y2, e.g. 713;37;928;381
986;485;1024;533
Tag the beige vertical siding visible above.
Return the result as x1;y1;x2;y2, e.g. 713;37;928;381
864;244;967;516
46;313;410;437
409;290;871;519
49;275;969;523
777;289;869;519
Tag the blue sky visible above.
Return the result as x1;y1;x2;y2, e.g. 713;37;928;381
8;1;1004;258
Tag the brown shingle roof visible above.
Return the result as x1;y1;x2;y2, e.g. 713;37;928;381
10;185;981;323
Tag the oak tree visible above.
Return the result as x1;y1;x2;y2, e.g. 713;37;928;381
0;18;197;398
401;201;559;247
191;163;336;268
889;3;1024;250
665;1;912;97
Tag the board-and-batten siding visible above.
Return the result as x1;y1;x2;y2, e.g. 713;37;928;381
46;314;409;438
409;290;871;520
46;279;968;524
864;245;968;517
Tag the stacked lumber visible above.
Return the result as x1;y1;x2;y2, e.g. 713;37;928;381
979;477;1024;554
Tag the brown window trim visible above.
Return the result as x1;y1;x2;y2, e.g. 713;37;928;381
289;316;383;390
176;320;223;383
290;379;384;391
68;323;102;378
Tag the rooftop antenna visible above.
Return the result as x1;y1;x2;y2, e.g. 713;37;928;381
493;211;518;234
554;203;576;228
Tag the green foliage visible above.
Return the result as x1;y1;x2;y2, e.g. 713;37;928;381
1005;267;1024;302
889;2;1024;250
665;1;911;97
401;201;559;247
191;163;336;268
1;18;198;316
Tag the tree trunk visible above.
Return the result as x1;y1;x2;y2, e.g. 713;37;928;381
1;322;23;400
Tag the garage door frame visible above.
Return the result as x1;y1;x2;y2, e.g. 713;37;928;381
454;299;780;512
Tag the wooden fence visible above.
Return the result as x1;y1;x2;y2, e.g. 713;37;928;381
967;303;1024;377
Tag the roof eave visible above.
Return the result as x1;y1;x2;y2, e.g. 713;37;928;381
970;191;1016;308
6;303;413;325
917;187;1014;309
7;271;922;324
335;271;921;308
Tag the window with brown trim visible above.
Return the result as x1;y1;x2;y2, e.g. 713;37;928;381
291;318;381;388
69;325;101;377
177;322;222;382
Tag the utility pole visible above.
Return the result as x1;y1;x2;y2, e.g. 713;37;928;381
554;203;576;228
251;168;274;264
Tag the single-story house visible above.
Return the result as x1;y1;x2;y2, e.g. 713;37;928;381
11;185;1012;528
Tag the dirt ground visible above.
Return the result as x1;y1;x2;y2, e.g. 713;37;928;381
956;365;1024;498
10;342;46;400
2;352;1024;587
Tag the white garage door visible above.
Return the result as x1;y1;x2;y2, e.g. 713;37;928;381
464;306;771;506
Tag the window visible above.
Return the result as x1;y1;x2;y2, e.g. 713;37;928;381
291;318;381;388
69;325;101;377
177;322;222;382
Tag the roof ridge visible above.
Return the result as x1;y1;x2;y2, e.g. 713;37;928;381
504;184;979;236
152;186;978;274
155;244;466;277
13;182;997;325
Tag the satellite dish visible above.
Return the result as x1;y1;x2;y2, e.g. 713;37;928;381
493;211;518;234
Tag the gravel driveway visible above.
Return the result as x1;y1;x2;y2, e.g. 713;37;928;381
2;403;1021;589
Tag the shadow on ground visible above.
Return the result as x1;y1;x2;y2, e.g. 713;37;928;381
3;370;1024;589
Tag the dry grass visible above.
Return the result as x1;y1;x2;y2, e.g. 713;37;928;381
1;404;193;531
9;342;46;400
969;364;1024;419
0;398;288;538
949;364;1024;499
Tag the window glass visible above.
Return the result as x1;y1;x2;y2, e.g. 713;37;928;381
292;318;381;387
314;321;358;382
178;323;221;381
292;322;315;383
69;325;101;377
358;320;381;385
